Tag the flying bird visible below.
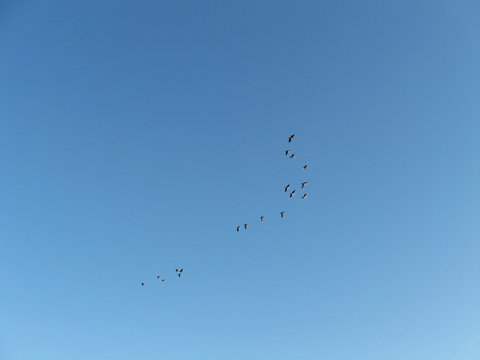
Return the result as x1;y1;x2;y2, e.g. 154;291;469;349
301;181;308;188
288;134;295;143
285;150;291;156
303;164;308;170
290;190;295;198
280;211;285;218
302;193;307;199
285;184;290;192
178;273;182;278
260;216;264;222
236;226;240;232
244;224;248;229
290;154;295;159
156;276;160;279
141;282;145;286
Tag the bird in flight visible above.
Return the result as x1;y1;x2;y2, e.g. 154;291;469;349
290;153;295;159
280;211;285;218
176;268;183;277
303;164;308;170
260;216;264;222
288;134;295;143
285;150;291;156
301;181;308;188
302;193;307;199
290;190;295;198
285;184;290;192
244;223;248;229
236;226;240;232
141;282;145;286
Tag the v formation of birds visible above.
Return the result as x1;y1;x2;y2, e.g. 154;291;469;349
236;133;309;232
140;133;308;287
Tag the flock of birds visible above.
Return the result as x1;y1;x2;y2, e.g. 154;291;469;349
140;268;183;287
140;133;308;287
235;133;309;232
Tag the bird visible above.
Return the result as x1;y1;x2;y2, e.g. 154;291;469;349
302;193;307;199
301;181;308;188
244;224;248;229
260;216;264;222
180;269;183;273
178;273;182;278
280;211;285;218
285;184;290;192
156;276;160;279
141;282;145;286
162;279;165;282
236;226;240;232
290;153;295;159
303;164;308;170
290;190;295;198
285;150;291;155
288;134;295;143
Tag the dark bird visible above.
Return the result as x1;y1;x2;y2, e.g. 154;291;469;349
285;184;290;192
290;190;295;198
260;216;264;222
285;150;291;156
301;181;308;188
303;164;308;170
244;224;248;229
156;276;160;279
180;269;183;273
302;193;307;199
288;134;295;143
280;211;285;218
290;154;295;159
236;226;240;232
176;269;179;272
141;282;145;286
162;279;165;282
178;273;182;278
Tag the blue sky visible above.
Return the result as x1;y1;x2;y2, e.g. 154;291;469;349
1;1;480;359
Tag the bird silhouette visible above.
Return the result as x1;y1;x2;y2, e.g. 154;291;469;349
280;211;285;218
285;184;290;192
289;190;295;198
236;226;240;232
303;164;308;170
302;193;307;199
244;224;248;229
260;216;264;222
141;282;145;286
301;181;308;188
288;134;295;143
285;150;291;155
290;154;295;159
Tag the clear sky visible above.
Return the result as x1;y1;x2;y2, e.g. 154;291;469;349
1;1;479;359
